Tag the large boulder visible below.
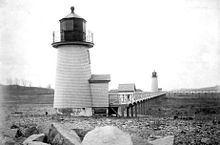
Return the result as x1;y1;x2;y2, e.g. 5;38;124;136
23;133;45;145
131;135;153;145
149;135;174;145
81;126;133;145
23;126;39;137
1;136;16;145
23;141;50;145
47;123;81;145
2;129;19;138
72;129;91;141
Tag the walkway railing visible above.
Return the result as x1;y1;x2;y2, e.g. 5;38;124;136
133;92;166;103
109;91;166;106
168;90;220;94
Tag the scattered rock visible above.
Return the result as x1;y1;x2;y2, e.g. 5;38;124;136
201;137;210;144
15;129;24;138
180;130;186;134
216;130;220;136
23;133;45;145
127;120;133;123
3;113;220;145
23;126;39;137
173;116;178;120
82;126;133;145
10;124;19;129
149;135;174;145
47;123;81;145
148;135;161;141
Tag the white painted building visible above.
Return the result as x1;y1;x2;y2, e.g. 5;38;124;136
52;7;110;116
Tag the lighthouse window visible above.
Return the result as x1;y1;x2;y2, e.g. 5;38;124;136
61;20;74;31
83;22;86;32
74;20;83;32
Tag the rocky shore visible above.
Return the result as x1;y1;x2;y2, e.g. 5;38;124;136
1;114;220;145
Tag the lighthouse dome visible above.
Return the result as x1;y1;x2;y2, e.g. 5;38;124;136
61;6;85;20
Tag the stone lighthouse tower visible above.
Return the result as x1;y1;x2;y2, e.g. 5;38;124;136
52;6;94;115
151;70;158;92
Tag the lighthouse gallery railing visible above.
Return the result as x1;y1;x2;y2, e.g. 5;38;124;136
52;30;94;43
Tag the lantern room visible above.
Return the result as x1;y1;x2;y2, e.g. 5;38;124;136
152;71;157;78
52;6;94;48
60;6;86;42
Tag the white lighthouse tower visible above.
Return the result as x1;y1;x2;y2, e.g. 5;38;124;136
52;7;94;115
151;70;158;92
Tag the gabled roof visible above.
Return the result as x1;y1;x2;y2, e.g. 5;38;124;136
89;74;111;83
118;83;136;92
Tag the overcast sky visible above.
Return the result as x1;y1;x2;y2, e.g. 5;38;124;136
0;0;220;91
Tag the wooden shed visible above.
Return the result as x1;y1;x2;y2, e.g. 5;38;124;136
89;74;111;107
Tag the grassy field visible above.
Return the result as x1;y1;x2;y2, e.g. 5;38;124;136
0;85;55;127
2;85;54;104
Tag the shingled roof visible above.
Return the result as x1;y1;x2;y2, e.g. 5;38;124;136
118;83;136;92
89;74;111;83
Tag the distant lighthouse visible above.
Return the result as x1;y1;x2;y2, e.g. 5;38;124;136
151;70;158;92
52;6;94;115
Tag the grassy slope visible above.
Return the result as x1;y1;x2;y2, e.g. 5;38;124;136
1;85;54;104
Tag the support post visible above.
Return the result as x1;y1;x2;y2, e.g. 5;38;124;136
126;106;129;117
134;103;137;117
140;101;143;114
121;105;124;117
106;108;109;117
137;102;141;115
144;100;148;115
131;105;133;117
143;100;146;115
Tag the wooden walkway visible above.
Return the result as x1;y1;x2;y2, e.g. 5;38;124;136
109;92;166;117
